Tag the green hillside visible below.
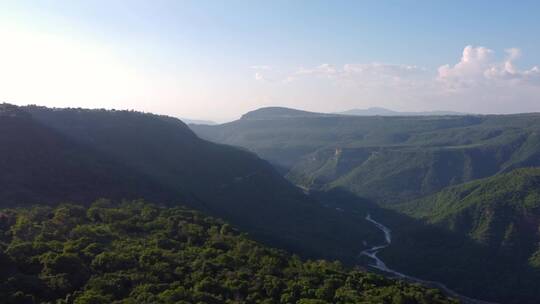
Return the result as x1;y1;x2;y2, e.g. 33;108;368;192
379;168;540;303
0;201;456;304
192;107;540;302
192;107;540;203
399;168;540;256
6;104;540;302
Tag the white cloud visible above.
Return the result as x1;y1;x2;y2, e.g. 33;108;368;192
437;46;493;88
438;45;540;88
286;63;426;89
484;48;540;84
295;63;338;77
275;46;540;90
341;63;426;88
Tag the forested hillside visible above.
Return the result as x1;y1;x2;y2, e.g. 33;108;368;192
192;107;540;302
397;168;540;270
0;104;381;265
0;104;176;206
0;201;457;304
376;168;540;303
192;107;540;203
5;104;540;302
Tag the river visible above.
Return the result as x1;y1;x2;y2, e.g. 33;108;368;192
360;213;497;304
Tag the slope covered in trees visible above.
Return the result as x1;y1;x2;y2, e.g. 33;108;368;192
0;104;381;265
0;201;457;304
192;107;540;204
192;107;540;302
5;104;539;302
377;168;540;303
0;104;176;206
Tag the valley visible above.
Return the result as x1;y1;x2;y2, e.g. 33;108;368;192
2;104;540;303
361;214;495;304
3;3;539;303
192;107;540;303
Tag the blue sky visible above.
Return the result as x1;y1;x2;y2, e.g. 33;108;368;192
1;1;539;121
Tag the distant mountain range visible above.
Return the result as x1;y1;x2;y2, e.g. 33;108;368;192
240;106;467;120
186;106;468;126
337;107;467;116
194;106;540;205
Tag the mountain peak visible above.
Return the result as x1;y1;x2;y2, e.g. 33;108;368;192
241;107;329;120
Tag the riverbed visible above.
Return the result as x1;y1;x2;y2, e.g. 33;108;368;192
360;213;496;304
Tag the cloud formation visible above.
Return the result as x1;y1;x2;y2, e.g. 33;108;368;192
292;62;425;83
438;45;540;88
251;46;540;114
255;46;539;88
254;63;427;90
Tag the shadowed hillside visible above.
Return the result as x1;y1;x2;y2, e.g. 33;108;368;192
0;105;382;264
0;104;177;206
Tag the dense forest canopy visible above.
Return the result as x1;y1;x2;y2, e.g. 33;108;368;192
387;168;540;296
0;201;456;304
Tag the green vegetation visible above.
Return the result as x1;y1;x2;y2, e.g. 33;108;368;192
378;168;540;303
0;201;456;304
1;104;382;267
0;104;177;206
5;104;540;302
192;107;540;204
192;107;540;302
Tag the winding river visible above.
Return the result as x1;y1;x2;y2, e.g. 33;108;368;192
360;214;496;304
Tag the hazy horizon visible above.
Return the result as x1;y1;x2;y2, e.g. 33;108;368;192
2;1;540;122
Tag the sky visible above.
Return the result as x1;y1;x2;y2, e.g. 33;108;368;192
1;1;539;122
